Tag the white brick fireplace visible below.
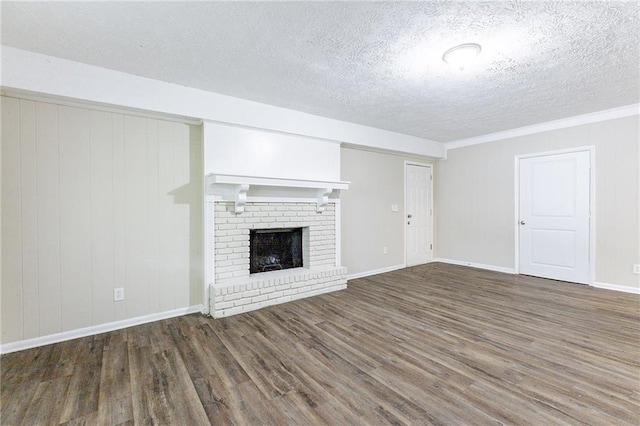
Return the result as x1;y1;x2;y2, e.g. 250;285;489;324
204;174;349;318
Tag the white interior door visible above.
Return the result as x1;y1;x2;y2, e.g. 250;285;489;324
406;163;432;266
518;151;591;284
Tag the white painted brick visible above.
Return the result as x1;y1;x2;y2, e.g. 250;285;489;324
274;295;292;305
232;270;248;278
223;291;243;301
276;284;291;291
260;206;275;211
260;287;274;295
217;224;237;230
224;305;246;316
243;289;260;298
214;300;235;309
217;265;240;274
234;298;251;307
217;272;233;279
269;291;284;299
252;293;270;303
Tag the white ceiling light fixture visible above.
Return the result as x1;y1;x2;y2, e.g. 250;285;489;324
442;43;482;70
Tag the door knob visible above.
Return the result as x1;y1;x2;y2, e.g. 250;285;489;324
520;221;526;225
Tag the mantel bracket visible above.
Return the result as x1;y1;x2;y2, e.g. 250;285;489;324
233;184;250;214
316;188;332;213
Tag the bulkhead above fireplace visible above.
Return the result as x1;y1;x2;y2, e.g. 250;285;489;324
250;228;304;274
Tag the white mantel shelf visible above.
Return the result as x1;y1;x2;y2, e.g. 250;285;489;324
205;173;350;213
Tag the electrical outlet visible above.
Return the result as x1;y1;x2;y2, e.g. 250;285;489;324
114;288;125;301
383;246;388;255
633;264;640;275
391;204;399;212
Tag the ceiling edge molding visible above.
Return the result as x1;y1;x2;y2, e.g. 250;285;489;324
340;142;440;160
446;104;640;150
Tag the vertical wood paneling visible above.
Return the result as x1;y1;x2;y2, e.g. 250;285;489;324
19;100;40;339
90;110;115;325
1;97;24;342
157;120;176;311
1;95;203;345
173;122;191;308
124;116;149;318
146;120;160;313
189;126;203;306
35;102;62;336
112;114;127;322
58;106;92;332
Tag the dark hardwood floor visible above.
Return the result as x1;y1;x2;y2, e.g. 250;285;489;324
2;262;639;425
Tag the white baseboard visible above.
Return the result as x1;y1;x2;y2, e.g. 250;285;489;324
0;304;204;355
591;282;640;295
434;258;517;274
347;264;406;280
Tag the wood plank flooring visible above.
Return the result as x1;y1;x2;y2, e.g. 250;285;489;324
2;262;639;425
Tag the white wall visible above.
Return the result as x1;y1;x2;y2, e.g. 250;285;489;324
1;46;446;159
204;122;340;181
1;95;203;346
341;147;436;277
437;116;639;290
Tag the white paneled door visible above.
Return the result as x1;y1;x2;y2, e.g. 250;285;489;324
406;163;433;266
518;151;591;284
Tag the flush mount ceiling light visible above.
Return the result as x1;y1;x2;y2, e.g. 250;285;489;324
442;43;482;70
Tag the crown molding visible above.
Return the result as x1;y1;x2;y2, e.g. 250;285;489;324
446;104;640;150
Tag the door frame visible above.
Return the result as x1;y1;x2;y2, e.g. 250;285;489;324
514;146;596;284
404;161;434;267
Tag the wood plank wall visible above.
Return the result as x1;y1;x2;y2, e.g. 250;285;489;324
1;95;203;344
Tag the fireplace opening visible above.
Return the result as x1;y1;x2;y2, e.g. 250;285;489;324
250;228;303;274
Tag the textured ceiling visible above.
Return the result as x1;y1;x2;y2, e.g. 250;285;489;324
2;1;639;142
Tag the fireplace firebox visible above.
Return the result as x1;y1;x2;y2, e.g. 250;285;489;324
250;228;303;274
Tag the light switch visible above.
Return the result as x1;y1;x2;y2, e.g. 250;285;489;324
391;204;399;212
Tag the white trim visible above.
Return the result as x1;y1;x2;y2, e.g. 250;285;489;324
447;104;640;150
435;258;517;274
0;305;204;354
206;174;350;190
404;161;434;267
514;146;596;284
2;46;445;159
335;198;342;267
591;282;640;295
340;142;439;160
347;264;406;281
1;88;202;126
203;201;215;315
